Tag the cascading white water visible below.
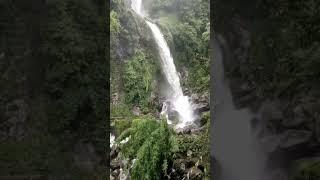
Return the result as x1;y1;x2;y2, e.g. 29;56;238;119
131;0;143;16
110;133;115;148
131;0;194;128
212;36;269;180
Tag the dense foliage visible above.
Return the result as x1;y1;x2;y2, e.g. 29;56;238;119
110;0;210;179
145;0;210;93
123;50;157;112
176;118;211;178
110;0;160;114
0;0;107;178
227;0;320;102
117;118;177;179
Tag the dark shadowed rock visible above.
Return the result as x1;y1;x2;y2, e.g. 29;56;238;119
260;101;284;123
111;169;120;177
260;130;312;153
110;144;119;160
193;102;210;114
260;135;282;153
110;159;122;170
279;130;312;148
176;124;198;134
190;126;206;134
282;105;306;127
282;117;305;128
191;94;200;103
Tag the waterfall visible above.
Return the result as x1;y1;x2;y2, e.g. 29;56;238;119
131;0;195;128
212;36;269;180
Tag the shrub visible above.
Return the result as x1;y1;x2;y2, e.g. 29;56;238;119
118;118;177;179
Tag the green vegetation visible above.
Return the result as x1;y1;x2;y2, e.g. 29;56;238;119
110;0;160;111
124;50;157;112
0;0;107;178
231;0;320;101
147;0;210;93
117;119;177;179
110;0;210;179
175;122;211;178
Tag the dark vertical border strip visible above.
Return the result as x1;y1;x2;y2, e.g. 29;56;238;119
106;0;111;178
210;0;215;179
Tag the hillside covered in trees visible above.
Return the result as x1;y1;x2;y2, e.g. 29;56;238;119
110;0;210;179
0;0;107;179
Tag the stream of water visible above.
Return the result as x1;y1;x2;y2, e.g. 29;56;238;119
131;0;195;128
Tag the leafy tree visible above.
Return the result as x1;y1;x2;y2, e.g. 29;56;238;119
118;118;177;180
132;120;177;180
123;50;156;112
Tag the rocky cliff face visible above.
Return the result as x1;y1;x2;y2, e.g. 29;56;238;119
214;0;320;179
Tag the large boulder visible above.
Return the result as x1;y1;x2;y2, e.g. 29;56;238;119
193;102;210;114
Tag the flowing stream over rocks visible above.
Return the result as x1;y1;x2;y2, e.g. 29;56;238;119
212;35;269;180
131;0;195;129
